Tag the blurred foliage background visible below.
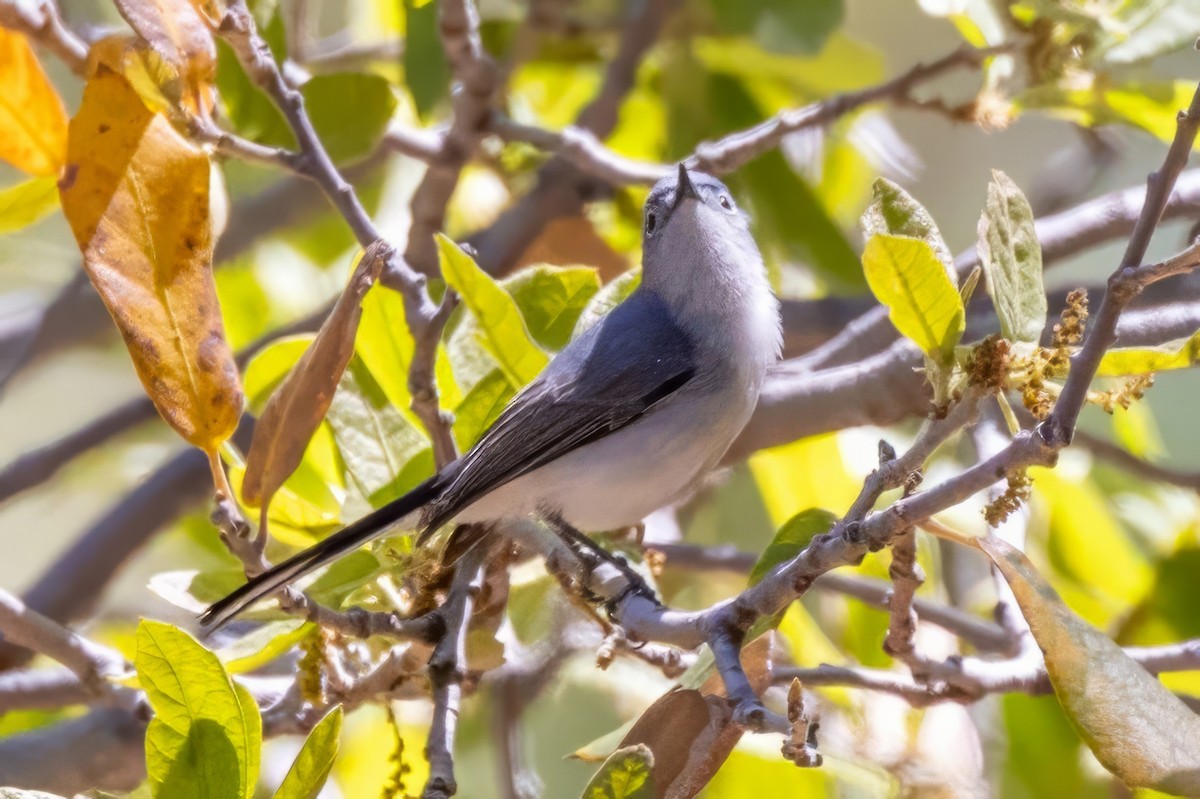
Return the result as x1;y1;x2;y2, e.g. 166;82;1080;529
3;0;1200;796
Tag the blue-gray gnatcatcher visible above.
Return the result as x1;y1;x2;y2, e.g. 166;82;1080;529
203;165;781;629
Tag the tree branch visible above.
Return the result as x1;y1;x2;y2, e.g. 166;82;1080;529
422;545;487;799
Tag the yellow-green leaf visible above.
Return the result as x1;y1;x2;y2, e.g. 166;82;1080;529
979;535;1200;795
0;27;68;176
60;64;242;452
581;744;656;799
503;264;601;351
437;234;548;387
326;357;432;510
271;705;342;799
0;175;60;234
861;178;953;270
135;620;261;799
1098;331;1200;376
862;233;965;363
978;170;1046;344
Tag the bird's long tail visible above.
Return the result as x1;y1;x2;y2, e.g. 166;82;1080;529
200;474;444;631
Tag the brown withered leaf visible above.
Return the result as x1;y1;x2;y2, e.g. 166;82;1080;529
113;0;217;116
59;63;241;453
242;243;389;515
613;634;782;799
980;535;1200;794
0;27;68;176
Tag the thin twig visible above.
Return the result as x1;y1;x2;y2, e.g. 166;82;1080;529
689;45;1011;176
423;545;487;799
1044;82;1200;444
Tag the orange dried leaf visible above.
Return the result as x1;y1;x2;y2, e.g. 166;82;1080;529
242;243;388;510
59;64;241;452
0;27;68;175
980;535;1200;794
114;0;217;116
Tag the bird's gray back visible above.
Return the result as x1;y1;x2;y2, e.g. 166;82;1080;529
420;287;698;532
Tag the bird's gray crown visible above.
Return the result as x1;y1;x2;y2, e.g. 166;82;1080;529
646;165;732;209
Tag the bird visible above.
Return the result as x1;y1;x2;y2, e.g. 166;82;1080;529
202;164;782;630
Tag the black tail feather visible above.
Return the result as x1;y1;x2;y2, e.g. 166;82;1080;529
200;474;443;631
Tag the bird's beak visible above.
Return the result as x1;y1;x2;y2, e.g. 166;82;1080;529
673;163;700;210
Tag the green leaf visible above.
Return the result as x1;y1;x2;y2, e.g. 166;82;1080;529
355;281;460;423
438;234;549;387
748;508;839;586
0;175;59;234
243;336;315;412
581;744;656;799
216;39;295;149
573;268;641;338
978;169;1046;344
220;619;310;674
503;265;601;351
980;535;1200;794
403;0;450;119
861;178;953;269
327;357;432;510
271;705;343;799
1098;331;1200;376
861;233;965;362
451;367;514;452
136;620;261;799
303;73;397;164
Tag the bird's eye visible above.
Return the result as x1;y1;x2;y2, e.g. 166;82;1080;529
645;212;658;236
718;194;734;212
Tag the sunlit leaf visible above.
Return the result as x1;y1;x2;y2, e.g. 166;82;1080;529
242;245;385;515
573;268;641;337
60;64;242;452
978;170;1046;344
862;233;965;363
135;620;261;799
327;357;432;510
703;743;831;797
355;279;460;427
503;265;601;351
113;0;217;116
1034;468;1152;624
861;177;953;270
0;175;60;234
1098;331;1200;376
271;705;342;799
451;367;514;452
302;73;397;164
219;619;310;674
980;535;1200;794
333;705;429;798
438;234;548;387
0;27;68;176
581;744;656;799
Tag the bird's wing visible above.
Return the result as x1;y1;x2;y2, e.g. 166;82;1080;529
421;289;696;533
